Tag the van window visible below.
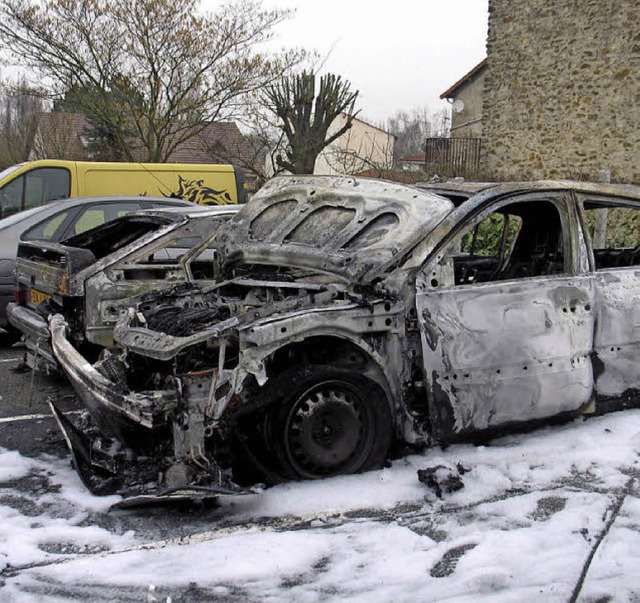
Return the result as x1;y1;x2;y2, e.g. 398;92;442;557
1;177;23;217
0;167;70;217
25;168;70;208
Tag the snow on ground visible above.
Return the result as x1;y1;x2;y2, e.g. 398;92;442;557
1;409;640;602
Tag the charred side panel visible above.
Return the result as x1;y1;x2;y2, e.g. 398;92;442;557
16;244;96;298
593;269;640;397
418;276;595;439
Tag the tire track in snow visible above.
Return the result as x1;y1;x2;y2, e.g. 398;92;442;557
569;477;636;603
2;477;639;582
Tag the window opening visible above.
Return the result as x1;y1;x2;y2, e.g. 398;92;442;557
445;200;565;285
583;201;640;269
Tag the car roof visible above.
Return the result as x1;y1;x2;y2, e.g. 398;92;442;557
473;180;640;198
414;180;640;206
0;195;194;228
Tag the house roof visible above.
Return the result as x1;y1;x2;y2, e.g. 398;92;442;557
172;122;257;168
440;59;487;99
33;112;92;161
33;112;257;170
349;115;394;138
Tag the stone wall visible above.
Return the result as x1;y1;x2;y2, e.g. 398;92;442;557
482;0;639;183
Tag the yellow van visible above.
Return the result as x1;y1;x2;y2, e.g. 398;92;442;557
0;160;246;218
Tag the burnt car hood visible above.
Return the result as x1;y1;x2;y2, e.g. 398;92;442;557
217;176;454;283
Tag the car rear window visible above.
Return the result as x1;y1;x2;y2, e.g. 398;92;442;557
61;217;172;259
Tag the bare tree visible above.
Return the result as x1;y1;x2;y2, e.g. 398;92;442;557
264;71;359;174
0;76;43;168
0;0;306;162
386;106;448;160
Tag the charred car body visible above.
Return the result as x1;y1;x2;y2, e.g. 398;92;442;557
47;176;640;498
8;205;238;369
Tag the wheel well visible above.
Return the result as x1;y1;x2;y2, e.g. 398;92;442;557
267;336;389;392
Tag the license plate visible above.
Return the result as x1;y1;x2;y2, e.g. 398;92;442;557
30;288;51;306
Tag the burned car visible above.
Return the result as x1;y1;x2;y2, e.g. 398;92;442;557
8;204;239;369
0;194;196;338
47;176;640;499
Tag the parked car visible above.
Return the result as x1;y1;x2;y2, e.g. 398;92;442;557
47;176;640;500
0;195;196;337
8;204;239;367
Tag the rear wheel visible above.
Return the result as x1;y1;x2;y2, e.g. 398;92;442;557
250;365;393;481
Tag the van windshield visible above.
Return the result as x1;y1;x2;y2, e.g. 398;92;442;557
0;165;71;218
0;163;24;182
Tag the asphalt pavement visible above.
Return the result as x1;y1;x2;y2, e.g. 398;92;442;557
0;337;79;457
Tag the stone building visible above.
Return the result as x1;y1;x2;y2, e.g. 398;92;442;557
482;0;639;183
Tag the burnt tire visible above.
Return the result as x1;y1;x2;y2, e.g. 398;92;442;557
260;365;393;481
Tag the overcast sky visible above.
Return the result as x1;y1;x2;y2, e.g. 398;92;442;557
227;0;489;125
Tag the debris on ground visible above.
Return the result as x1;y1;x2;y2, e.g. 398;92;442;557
417;462;469;498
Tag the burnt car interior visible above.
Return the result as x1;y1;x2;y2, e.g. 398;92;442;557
452;199;565;285
59;216;174;261
116;234;217;281
581;199;640;269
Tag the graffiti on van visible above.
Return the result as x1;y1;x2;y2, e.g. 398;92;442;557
166;176;233;205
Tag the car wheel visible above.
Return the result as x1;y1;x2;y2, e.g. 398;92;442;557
265;365;393;480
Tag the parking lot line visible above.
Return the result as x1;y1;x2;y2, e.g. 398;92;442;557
0;410;81;424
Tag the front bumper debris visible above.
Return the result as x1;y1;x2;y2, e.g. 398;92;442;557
49;313;253;502
7;302;57;369
49;313;177;437
49;399;254;505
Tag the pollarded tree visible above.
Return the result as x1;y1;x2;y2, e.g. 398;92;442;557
265;71;359;174
0;0;306;162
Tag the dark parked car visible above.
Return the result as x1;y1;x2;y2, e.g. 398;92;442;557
8;204;239;368
46;176;640;501
0;195;195;337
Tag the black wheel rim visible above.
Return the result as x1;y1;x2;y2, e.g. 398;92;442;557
283;380;374;479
